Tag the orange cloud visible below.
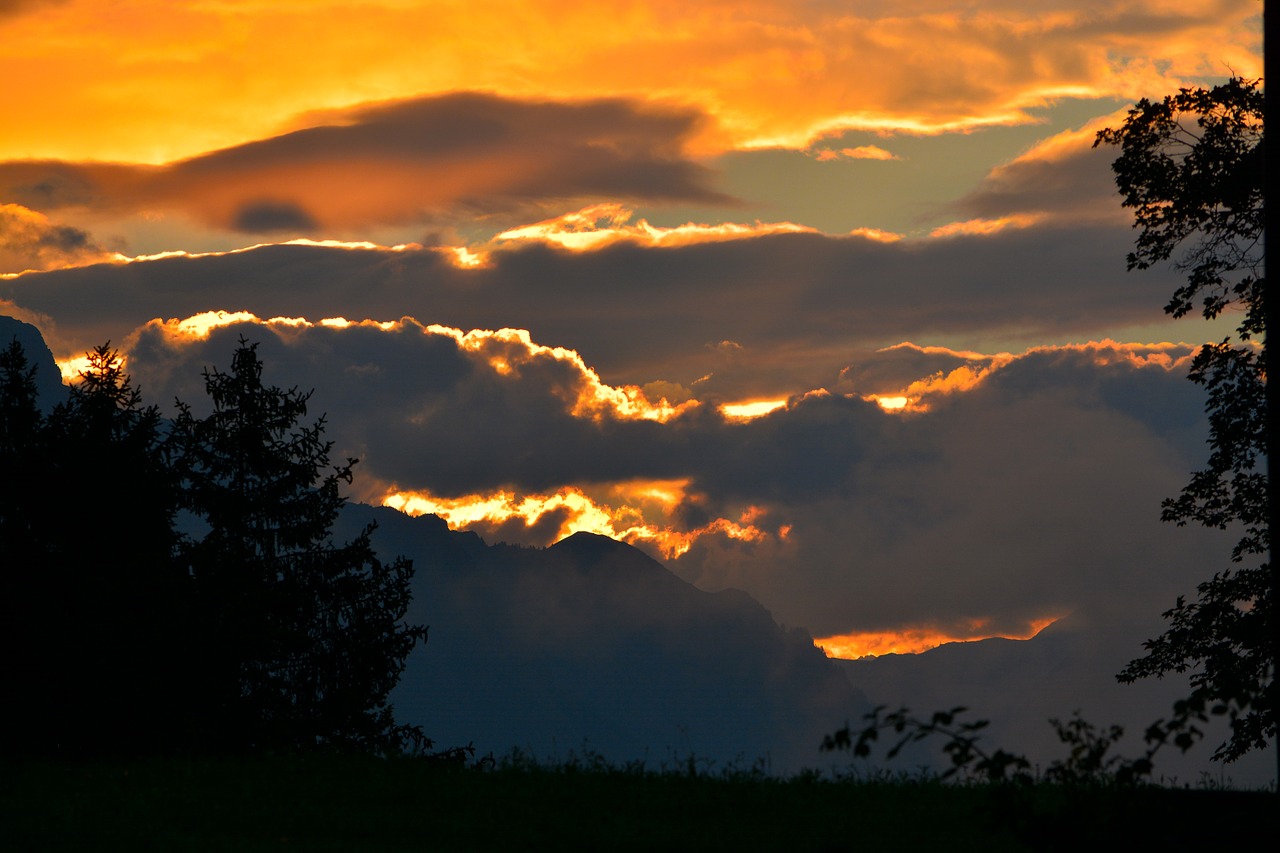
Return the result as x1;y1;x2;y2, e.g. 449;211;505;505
0;2;1260;163
928;214;1041;238
847;227;904;243
815;616;1060;659
0;203;119;275
495;204;815;251
814;145;900;161
0;95;728;235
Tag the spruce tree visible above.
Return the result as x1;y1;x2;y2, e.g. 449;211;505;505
173;339;425;752
2;342;189;755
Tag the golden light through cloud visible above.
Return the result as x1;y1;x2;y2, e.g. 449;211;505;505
871;396;909;411
928;215;1042;239
851;340;1196;413
126;312;703;425
847;227;905;243
441;246;489;269
0;237;422;281
0;0;1267;786
720;398;789;420
55;353;99;383
382;482;775;560
816;616;1061;659
814;145;900;162
495;205;815;251
424;324;701;423
0;1;1260;163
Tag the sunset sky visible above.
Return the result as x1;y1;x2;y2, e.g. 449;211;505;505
0;0;1265;670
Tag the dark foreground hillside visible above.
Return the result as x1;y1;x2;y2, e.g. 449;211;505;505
3;755;1267;852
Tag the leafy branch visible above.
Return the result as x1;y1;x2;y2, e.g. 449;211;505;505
822;700;1237;786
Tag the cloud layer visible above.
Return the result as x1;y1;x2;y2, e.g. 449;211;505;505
0;94;730;237
0;1;1261;162
0;203;116;273
54;313;1215;651
0;216;1192;396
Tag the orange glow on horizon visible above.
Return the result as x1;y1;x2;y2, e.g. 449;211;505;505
816;616;1060;659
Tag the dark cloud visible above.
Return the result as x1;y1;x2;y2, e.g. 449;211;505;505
0;161;143;210
0;219;1185;398
232;200;317;233
111;318;1219;651
952;129;1123;222
0;92;733;234
10;313;1261;783
0;0;69;17
2;211;1230;685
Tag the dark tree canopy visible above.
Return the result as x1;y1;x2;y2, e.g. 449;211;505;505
2;343;192;755
0;334;426;757
1095;77;1270;762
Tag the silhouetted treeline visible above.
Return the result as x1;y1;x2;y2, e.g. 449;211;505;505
0;337;425;758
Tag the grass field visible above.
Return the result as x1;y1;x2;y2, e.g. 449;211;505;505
3;753;1270;852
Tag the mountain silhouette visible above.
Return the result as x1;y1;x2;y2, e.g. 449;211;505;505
336;504;866;772
0;315;67;411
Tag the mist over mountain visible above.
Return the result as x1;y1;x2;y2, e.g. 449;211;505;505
351;498;1272;786
336;504;866;772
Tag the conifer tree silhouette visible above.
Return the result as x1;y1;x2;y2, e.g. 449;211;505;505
2;342;188;755
172;339;426;752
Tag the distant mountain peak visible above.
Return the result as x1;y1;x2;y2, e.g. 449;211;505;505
551;530;630;553
0;315;67;412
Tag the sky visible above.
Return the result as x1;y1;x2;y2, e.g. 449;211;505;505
0;0;1266;737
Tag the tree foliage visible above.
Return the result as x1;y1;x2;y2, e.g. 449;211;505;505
2;343;191;755
1094;77;1269;761
821;704;1169;787
173;340;427;753
0;335;426;757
